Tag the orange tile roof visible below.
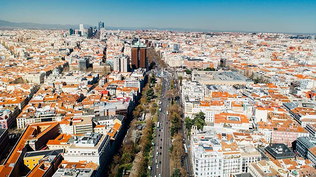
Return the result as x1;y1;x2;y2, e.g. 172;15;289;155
27;161;45;177
0;121;58;176
214;113;249;124
47;134;72;145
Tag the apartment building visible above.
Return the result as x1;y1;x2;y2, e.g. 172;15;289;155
190;128;260;177
249;159;315;177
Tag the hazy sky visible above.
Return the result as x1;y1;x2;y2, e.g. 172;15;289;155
0;0;315;33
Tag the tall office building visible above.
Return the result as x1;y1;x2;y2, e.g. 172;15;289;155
69;28;74;35
98;21;105;30
131;40;147;69
88;27;93;38
79;24;84;36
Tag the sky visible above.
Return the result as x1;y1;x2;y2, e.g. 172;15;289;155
0;0;315;33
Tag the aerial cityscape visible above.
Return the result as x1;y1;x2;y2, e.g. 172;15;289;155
0;1;315;177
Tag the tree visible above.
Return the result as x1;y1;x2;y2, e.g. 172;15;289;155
171;79;175;90
133;110;140;118
168;104;181;116
171;112;181;124
171;133;185;169
121;152;132;164
204;67;216;71
180;168;188;177
140;97;147;105
171;168;181;177
194;112;206;131
153;114;158;123
149;105;156;115
196;111;206;121
185;117;194;131
131;152;145;176
178;76;183;86
194;117;206;131
170;112;181;136
151;75;156;84
184;69;192;75
146;88;155;101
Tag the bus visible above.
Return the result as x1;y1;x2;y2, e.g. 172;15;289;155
184;144;188;154
157;122;160;129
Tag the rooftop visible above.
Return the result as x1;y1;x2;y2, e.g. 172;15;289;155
265;143;295;159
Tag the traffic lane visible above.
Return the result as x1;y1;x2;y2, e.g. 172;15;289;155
152;128;159;176
154;126;162;173
160;118;167;173
161;79;171;176
161;115;169;176
153;108;166;175
159;82;167;174
155;125;163;176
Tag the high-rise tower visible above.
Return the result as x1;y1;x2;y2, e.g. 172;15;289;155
131;39;147;69
98;21;105;30
79;24;84;36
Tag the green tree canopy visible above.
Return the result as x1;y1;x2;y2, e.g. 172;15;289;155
184;69;192;75
184;112;206;131
184;117;194;130
194;111;206;131
146;88;155;101
171;79;175;90
171;168;181;177
204;67;216;71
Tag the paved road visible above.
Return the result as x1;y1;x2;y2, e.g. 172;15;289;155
166;66;192;176
149;48;193;177
149;49;171;177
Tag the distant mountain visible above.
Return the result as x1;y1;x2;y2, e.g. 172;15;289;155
0;19;205;31
0;19;91;30
0;19;314;35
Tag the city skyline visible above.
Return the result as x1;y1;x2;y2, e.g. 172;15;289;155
0;0;315;33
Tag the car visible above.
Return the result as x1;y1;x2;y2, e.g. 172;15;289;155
156;164;158;169
156;152;159;156
160;147;162;149
159;174;161;177
159;161;161;164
